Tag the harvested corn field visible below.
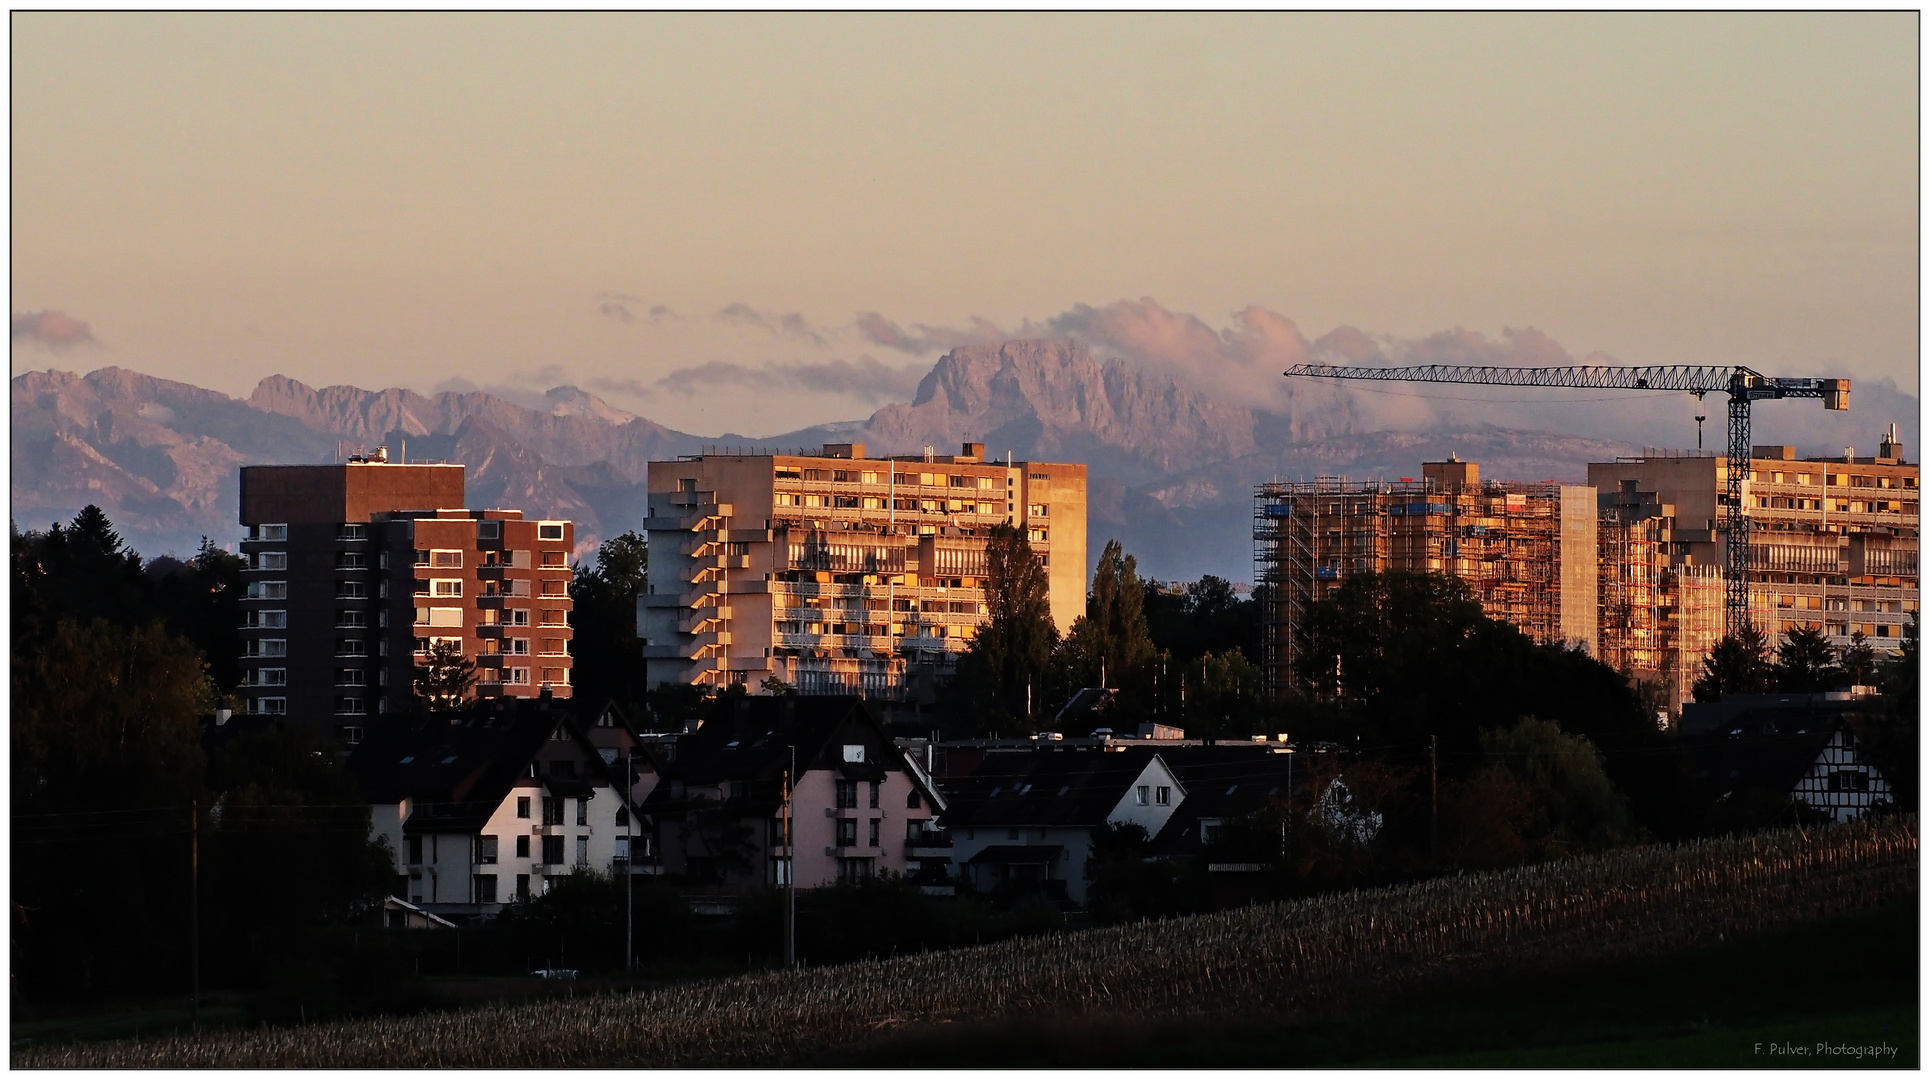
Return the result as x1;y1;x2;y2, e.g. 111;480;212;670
21;819;1916;1069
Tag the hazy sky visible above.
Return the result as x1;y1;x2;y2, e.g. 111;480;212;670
11;12;1918;436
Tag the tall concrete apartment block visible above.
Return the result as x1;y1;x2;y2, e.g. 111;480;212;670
1254;457;1598;697
640;442;1087;698
239;455;575;741
1588;426;1919;658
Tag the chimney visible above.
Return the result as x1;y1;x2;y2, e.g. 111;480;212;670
959;441;985;463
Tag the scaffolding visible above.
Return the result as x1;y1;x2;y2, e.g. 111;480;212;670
1255;466;1591;699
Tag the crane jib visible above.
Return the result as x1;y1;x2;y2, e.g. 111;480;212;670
1276;361;1852;638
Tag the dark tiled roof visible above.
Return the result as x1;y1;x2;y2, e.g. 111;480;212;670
1146;747;1316;856
1682;725;1840;803
642;695;940;813
346;698;652;833
940;748;1163;828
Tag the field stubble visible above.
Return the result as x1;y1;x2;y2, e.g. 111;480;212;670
17;818;1916;1068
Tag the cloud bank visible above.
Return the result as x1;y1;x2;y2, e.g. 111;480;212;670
11;310;97;351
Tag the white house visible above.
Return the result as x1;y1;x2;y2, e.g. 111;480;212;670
353;697;661;923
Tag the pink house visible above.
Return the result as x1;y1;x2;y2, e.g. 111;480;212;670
641;696;947;896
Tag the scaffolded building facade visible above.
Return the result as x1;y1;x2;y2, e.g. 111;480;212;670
1254;457;1598;698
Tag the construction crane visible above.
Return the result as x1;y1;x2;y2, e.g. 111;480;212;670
1282;362;1851;634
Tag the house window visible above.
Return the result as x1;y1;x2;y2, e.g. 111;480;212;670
575;836;589;866
1200;820;1224;845
478;835;499;864
541;551;568;568
868;781;880;809
507;668;532;685
836;857;873;883
516;836;530;858
1008;827;1020;841
905;819;926;842
907;789;921;810
576;799;588;826
335;551;368;570
474;874;498;904
517;797;531;819
254;668;288;686
868;819;880;847
1155;786;1172;806
835;780;858;809
433;579;463;597
615;806;629;827
1828;770;1871;792
256;552;288;571
539;524;565;541
255;523;288;541
843;744;865;763
430;549;463;568
1136;785;1149;806
407;836;423;865
541;836;565;865
835;819;858;847
255;697;287;715
515;874;530;901
542;798;563;825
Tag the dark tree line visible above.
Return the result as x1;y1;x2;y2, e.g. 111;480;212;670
12;508;391;1017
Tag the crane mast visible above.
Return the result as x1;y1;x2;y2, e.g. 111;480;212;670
1283;362;1851;634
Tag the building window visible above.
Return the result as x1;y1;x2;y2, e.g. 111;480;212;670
255;696;287;715
515;874;530;901
255;552;288;571
1136;785;1149;806
335;696;366;715
836;857;873;883
248;580;289;600
478;835;499;863
255;523;288;541
576;800;588;826
835;819;858;847
615;806;629;827
254;668;288;686
516;836;530;858
868;819;880;847
474;874;498;904
433;579;463;597
507;667;532;685
907;789;921;809
336;581;368;599
835;780;858;809
517;797;532;819
542;797;563;825
538;609;562;626
506;637;531;655
407;836;423;864
540;551;567;568
335;552;368;570
539;524;565;540
335;668;366;686
430;549;463;568
843;744;865;763
250;610;289;629
540;580;568;596
542;668;568;685
541;835;565;865
868;781;880;809
339;523;368;541
1155;786;1172;806
905;819;926;843
1829;770;1871;792
575;836;589;866
338;726;364;745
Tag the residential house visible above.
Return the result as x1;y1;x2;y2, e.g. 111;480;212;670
1686;720;1898;824
640;695;947;899
350;696;659;923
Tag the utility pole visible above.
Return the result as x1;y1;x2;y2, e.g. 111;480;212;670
1428;735;1438;867
624;749;634;974
189;799;200;1031
783;746;796;968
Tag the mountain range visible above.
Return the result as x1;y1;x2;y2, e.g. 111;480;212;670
12;340;1910;581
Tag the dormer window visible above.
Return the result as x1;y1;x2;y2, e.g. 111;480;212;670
842;744;865;763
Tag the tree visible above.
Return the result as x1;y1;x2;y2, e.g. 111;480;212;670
1691;622;1773;702
1840;630;1879;688
1060;540;1157;689
1181;649;1266;739
1772;624;1840;692
1878;611;1919;723
414;639;477;712
759;675;797;696
952;525;1059;732
570;531;648;715
1479;717;1641;855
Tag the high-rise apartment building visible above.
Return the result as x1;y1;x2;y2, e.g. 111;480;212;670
1586;426;1918;653
640;442;1086;699
1254;457;1598;697
239;454;575;741
1596;482;1726;713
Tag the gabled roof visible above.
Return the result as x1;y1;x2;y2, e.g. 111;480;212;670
1682;723;1846;803
1146;747;1317;856
347;698;657;833
941;748;1166;829
645;695;942;814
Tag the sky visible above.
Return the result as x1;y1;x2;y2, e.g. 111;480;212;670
10;12;1919;437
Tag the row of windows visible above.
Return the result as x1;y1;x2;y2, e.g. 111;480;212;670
774;492;1009;514
772;469;1000;489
